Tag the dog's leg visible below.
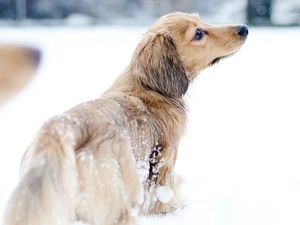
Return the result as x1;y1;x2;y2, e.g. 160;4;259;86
147;144;185;214
2;131;78;225
153;167;185;214
76;130;141;225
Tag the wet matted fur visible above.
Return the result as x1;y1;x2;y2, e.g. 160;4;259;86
3;12;248;225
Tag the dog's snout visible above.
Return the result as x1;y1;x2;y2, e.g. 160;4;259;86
237;25;249;37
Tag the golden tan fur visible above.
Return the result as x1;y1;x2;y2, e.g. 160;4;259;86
3;12;247;225
0;45;40;105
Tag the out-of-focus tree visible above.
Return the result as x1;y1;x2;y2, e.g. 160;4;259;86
0;0;16;19
247;0;272;25
26;0;99;19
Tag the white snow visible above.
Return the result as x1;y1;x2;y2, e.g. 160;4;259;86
0;26;300;225
73;222;89;225
155;186;174;203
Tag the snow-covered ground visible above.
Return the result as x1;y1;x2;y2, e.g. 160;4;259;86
0;26;299;225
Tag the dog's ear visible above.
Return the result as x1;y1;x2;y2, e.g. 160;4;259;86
132;33;189;98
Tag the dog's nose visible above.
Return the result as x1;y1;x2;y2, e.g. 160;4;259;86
237;25;249;37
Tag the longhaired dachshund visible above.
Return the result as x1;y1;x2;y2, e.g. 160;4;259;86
3;12;248;225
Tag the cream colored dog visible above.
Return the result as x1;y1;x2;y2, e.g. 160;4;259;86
3;12;248;225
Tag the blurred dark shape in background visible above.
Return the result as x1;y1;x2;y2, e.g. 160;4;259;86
247;0;272;25
0;0;299;26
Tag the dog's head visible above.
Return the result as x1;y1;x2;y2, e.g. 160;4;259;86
132;12;248;98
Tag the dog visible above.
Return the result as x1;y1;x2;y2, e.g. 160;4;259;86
0;44;41;105
3;12;248;225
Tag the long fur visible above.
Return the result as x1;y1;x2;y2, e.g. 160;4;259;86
3;12;247;225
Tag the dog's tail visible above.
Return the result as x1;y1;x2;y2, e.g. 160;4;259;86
2;126;78;225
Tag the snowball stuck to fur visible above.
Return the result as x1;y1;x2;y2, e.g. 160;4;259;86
155;186;174;203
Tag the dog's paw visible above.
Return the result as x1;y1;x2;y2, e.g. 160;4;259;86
155;186;174;203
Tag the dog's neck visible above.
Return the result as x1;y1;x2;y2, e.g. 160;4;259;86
105;64;186;111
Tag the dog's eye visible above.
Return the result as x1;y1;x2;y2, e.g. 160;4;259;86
194;28;204;40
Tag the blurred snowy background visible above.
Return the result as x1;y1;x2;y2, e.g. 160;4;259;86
0;0;300;225
0;0;300;26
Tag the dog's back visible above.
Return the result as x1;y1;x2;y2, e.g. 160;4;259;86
3;97;143;225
